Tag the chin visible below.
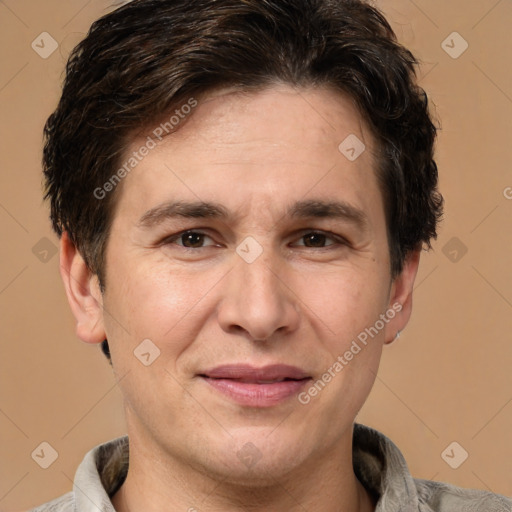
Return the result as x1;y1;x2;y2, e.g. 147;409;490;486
195;428;311;485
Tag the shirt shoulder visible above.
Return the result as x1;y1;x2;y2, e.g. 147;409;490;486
28;491;74;512
353;424;511;512
414;478;512;511
27;436;128;512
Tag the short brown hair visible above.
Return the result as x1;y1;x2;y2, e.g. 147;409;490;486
44;0;442;286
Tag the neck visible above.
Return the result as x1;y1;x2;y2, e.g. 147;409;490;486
111;426;376;512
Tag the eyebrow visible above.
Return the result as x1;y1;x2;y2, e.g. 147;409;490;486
288;200;369;231
137;201;230;228
137;199;369;231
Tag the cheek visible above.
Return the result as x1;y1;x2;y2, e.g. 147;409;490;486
102;254;223;352
301;265;389;341
304;270;388;410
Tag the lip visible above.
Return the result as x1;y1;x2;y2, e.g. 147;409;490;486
199;364;311;407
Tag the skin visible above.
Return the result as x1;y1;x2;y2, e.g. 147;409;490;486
60;84;420;512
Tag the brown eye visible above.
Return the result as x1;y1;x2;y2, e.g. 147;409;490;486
180;231;206;248
302;232;330;247
291;230;345;250
161;229;220;251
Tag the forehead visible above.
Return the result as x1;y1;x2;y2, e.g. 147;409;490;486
165;85;371;164
112;85;383;227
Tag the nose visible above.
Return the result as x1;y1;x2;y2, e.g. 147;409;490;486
217;253;300;341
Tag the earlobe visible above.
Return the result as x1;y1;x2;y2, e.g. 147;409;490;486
59;231;106;344
384;249;421;344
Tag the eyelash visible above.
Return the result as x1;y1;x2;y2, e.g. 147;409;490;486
161;229;348;250
162;230;219;249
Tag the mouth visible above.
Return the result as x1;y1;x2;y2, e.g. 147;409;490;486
198;364;312;407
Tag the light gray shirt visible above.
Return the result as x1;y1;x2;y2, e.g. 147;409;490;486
30;423;512;511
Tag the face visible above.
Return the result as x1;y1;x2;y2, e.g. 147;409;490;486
68;85;418;484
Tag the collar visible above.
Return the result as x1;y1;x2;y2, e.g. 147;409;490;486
71;423;423;511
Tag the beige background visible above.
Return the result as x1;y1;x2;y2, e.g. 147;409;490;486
1;0;511;510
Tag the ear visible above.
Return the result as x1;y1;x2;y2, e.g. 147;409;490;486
59;231;106;344
383;248;421;344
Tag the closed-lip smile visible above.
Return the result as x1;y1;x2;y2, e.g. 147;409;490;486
199;364;312;407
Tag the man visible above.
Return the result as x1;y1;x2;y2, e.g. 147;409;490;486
35;0;511;510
